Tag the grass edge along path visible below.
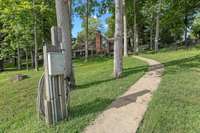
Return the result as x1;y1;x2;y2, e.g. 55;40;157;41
138;48;200;133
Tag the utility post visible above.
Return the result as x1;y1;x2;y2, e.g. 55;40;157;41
41;27;68;124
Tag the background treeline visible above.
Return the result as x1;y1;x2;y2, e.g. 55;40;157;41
0;0;200;71
106;0;200;50
0;0;56;71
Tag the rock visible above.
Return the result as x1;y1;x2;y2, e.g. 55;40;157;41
10;74;29;82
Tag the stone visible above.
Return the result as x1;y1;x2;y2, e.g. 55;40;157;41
10;74;29;82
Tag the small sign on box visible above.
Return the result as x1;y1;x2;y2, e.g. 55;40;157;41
48;52;65;76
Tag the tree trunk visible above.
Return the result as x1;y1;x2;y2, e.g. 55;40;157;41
150;13;154;50
14;51;17;67
85;0;89;61
25;48;29;70
0;59;4;72
114;0;123;78
68;0;76;88
31;49;35;68
133;0;139;54
123;0;128;57
130;37;134;52
150;27;153;50
184;14;188;47
155;0;161;52
17;46;21;70
33;0;38;71
55;0;74;88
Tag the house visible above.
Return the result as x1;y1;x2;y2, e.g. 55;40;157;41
73;31;114;58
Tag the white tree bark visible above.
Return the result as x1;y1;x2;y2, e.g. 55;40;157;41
155;0;161;52
150;13;154;50
150;27;153;50
34;22;38;71
55;0;73;79
55;0;73;118
133;0;139;54
114;0;123;78
68;0;76;88
184;14;188;47
123;0;128;57
17;46;21;70
25;48;29;70
85;0;89;61
31;49;35;68
33;0;38;71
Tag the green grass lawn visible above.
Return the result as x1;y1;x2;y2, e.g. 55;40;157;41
0;56;147;133
138;47;200;133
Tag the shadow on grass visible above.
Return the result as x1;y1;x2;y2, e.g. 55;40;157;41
135;54;200;75
108;89;150;109
162;55;200;74
122;66;148;78
69;98;114;119
73;56;112;66
70;90;151;119
141;45;197;55
69;55;200;122
75;66;148;90
1;68;18;72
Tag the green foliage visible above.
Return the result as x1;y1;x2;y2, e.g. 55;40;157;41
73;0;101;19
73;0;112;18
76;17;103;45
0;0;33;55
105;0;200;47
0;0;55;60
105;16;114;38
192;14;200;39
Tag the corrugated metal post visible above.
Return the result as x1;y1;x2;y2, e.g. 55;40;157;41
42;26;67;125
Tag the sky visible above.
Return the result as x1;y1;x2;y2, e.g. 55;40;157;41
72;13;112;38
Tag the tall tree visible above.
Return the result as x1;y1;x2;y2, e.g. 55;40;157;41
0;30;4;71
133;0;139;54
0;59;3;71
17;44;21;70
123;0;128;56
24;48;29;70
155;0;161;52
85;0;89;61
114;0;123;78
33;0;38;71
150;12;154;50
55;0;75;89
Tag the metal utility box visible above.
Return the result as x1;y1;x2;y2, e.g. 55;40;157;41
47;52;65;75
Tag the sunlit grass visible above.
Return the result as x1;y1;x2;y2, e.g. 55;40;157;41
0;56;147;133
138;47;200;133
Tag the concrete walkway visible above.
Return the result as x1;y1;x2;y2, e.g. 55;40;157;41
84;56;164;133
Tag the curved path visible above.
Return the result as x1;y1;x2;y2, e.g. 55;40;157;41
84;56;164;133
